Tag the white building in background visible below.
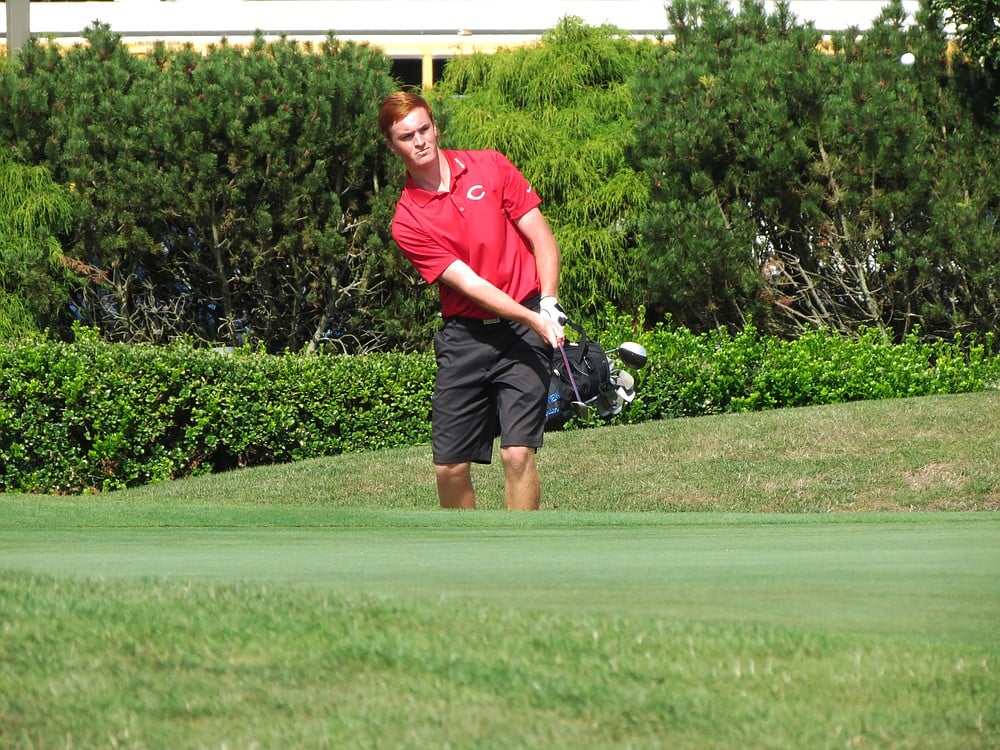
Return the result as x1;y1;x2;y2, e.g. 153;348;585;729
3;1;922;87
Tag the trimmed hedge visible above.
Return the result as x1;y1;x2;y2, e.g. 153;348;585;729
2;324;997;494
613;323;1000;423
0;327;434;493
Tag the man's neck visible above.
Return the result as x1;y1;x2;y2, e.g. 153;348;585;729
409;150;450;193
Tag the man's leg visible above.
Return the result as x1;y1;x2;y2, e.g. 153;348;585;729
500;446;541;510
435;462;477;509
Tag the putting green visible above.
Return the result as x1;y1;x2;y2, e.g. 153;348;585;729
2;512;997;645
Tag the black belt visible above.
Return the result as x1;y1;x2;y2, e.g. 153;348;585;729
444;294;540;327
444;315;504;326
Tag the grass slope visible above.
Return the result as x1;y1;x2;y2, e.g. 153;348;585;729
39;389;995;513
1;393;998;748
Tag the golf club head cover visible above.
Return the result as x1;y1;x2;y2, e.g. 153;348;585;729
539;295;567;325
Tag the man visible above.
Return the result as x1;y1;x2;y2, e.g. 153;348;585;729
378;91;566;510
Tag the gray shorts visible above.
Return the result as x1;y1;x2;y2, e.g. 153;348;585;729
431;316;552;465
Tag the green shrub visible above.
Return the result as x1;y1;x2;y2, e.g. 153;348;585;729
2;323;996;494
619;322;999;424
0;327;433;493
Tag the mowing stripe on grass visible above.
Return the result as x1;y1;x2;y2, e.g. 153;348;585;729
2;516;997;645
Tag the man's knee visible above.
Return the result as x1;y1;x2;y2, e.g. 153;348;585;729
435;461;471;481
435;462;475;509
500;446;537;473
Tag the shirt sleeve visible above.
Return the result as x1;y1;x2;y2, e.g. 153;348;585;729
391;203;456;285
493;151;542;222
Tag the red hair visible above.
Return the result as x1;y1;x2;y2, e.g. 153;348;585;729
378;91;434;140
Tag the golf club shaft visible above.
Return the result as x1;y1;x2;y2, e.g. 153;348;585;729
558;342;584;403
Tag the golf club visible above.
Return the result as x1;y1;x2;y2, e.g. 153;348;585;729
609;342;648;370
558;341;590;420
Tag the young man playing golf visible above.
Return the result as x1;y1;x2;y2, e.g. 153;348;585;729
378;91;566;510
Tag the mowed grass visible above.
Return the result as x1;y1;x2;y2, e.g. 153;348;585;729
1;392;998;749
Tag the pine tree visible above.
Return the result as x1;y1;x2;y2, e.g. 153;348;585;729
631;0;1000;340
0;25;409;352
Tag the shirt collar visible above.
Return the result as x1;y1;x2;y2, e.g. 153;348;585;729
402;150;467;207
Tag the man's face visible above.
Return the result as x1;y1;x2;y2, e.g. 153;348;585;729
387;107;438;171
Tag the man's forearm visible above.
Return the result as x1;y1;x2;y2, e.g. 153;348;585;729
518;208;561;298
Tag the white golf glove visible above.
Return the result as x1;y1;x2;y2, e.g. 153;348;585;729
539;296;567;325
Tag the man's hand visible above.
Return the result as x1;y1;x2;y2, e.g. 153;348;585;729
533;297;563;348
536;313;564;349
538;296;567;348
540;295;567;325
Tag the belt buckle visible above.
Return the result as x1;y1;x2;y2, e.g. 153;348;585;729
483;317;500;325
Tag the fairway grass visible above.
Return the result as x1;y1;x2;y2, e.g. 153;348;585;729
1;393;998;748
2;512;998;643
2;512;997;749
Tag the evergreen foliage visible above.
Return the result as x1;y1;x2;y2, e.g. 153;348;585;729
0;25;432;352
928;0;1000;125
931;0;1000;78
632;0;1000;342
0;326;435;493
0;149;73;338
0;10;997;350
432;17;654;319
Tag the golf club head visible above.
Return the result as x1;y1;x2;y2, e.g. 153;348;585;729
612;370;636;402
616;342;648;370
596;388;623;418
571;401;590;420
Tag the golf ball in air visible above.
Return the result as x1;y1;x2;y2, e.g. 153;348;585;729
900;52;915;66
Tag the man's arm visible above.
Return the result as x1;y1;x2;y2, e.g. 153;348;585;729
438;260;563;348
516;207;561;300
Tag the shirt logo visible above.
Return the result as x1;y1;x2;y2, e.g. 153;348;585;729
467;185;486;201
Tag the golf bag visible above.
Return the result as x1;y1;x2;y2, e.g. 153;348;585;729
545;321;646;430
545;322;610;430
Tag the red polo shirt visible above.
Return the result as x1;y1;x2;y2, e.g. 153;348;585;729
391;149;543;319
